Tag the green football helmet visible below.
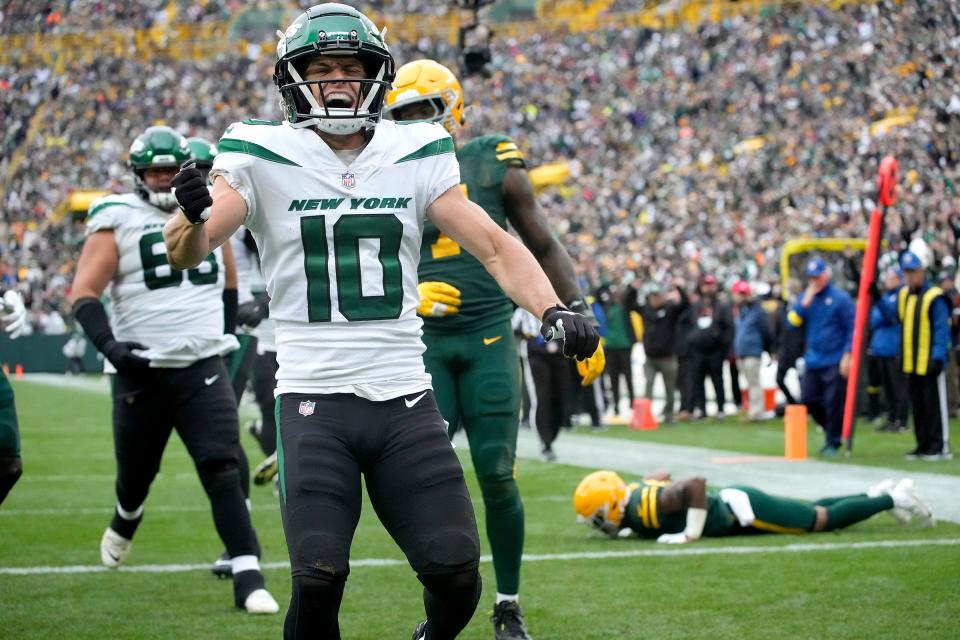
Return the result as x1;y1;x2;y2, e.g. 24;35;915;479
186;137;218;182
128;126;191;211
273;3;395;135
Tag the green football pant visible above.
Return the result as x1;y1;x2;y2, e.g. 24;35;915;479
423;320;523;595
728;486;894;534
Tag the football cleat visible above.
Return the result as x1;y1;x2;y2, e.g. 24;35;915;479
243;588;280;615
890;479;934;527
100;527;132;568
411;620;427;640
868;479;910;524
492;601;533;640
253;452;278;486
212;551;232;578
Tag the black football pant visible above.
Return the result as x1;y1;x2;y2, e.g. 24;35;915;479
277;391;481;640
111;356;259;558
909;372;950;455
251;350;279;456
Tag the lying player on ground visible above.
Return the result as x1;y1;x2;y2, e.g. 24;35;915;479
573;470;933;542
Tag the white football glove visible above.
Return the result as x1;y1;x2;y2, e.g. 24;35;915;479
656;532;690;544
1;290;27;339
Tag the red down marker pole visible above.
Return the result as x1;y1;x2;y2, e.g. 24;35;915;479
842;155;898;455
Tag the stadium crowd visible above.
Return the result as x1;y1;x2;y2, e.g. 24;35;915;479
0;0;958;336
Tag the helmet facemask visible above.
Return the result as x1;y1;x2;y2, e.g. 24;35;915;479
383;90;462;134
133;167;179;212
273;5;396;136
280;53;390;135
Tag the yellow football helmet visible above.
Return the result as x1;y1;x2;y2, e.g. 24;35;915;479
383;59;465;133
573;470;629;533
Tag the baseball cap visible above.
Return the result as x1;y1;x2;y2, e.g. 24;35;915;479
900;251;922;271
731;280;751;295
701;274;717;285
805;258;828;278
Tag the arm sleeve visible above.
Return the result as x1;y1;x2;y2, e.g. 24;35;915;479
932;297;950;362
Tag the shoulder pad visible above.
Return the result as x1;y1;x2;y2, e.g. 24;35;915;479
218;121;301;167
86;194;136;219
387;121;456;164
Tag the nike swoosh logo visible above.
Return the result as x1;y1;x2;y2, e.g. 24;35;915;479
107;551;120;563
204;374;220;386
483;336;502;345
404;391;428;408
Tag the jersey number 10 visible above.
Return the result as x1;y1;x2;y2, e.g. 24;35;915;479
301;214;404;322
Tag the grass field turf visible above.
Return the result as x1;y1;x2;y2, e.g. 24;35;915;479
2;379;959;639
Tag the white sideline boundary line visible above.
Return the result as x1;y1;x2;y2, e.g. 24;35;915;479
2;538;957;576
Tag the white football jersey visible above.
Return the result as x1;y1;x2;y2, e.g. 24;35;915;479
211;119;459;399
85;193;238;369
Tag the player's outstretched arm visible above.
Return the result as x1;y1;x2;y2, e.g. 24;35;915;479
428;185;599;360
502;167;582;304
165;173;246;270
656;476;708;544
427;184;560;321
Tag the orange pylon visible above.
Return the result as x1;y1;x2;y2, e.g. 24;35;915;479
630;398;658;431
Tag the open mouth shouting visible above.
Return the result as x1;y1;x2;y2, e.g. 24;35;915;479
322;89;357;111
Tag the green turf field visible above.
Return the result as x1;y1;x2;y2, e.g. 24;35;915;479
2;379;959;639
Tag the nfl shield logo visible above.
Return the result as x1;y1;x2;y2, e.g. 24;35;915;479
341;171;356;189
298;400;316;417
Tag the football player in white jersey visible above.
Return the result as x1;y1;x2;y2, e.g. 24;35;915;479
164;5;598;639
70;126;278;615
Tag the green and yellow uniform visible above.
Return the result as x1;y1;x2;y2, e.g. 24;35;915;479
0;371;19;457
619;481;896;538
419;134;526;594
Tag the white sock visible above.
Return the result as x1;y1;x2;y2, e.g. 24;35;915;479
116;503;144;520
232;554;260;574
495;593;518;604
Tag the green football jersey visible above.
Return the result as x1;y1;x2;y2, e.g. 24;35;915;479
622;482;738;538
419;134;526;334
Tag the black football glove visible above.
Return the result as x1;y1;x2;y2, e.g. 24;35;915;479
104;340;151;374
540;304;600;361
237;295;269;330
928;359;944;378
171;161;212;224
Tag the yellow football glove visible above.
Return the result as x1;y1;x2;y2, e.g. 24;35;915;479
417;281;462;317
577;342;606;386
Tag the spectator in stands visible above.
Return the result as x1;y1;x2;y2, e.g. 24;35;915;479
866;267;908;433
898;252;952;460
787;258;855;456
731;280;772;421
636;280;688;424
687;274;733;420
